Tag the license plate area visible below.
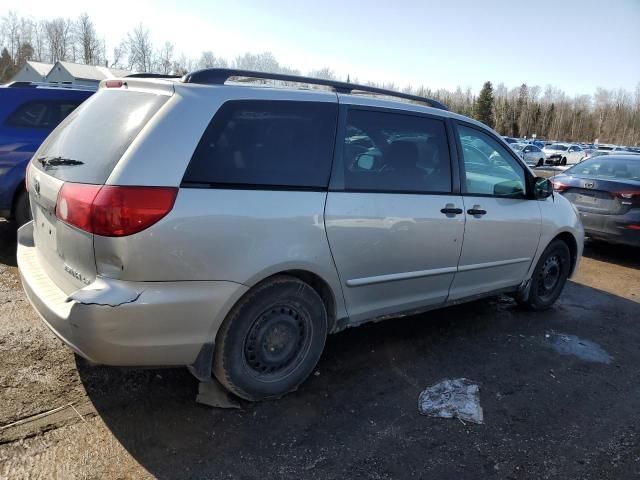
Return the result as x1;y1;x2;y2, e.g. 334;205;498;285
33;203;59;255
575;193;600;206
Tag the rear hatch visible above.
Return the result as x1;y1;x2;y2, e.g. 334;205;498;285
561;178;639;216
27;85;171;294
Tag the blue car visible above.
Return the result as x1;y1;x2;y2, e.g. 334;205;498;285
0;82;94;225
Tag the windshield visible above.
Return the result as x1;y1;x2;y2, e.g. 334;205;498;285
511;144;525;151
566;157;640;181
547;144;568;151
32;89;169;184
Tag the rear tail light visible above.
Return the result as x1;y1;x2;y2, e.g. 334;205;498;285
613;191;640;200
624;225;640;230
56;183;177;237
550;179;568;192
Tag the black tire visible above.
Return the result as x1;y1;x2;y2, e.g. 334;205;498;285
561;157;567;166
213;275;328;401
537;158;544;167
13;190;31;226
518;239;571;311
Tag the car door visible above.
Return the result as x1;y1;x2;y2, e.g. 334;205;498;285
448;121;542;300
325;105;464;323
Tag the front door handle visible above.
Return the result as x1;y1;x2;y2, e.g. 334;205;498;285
467;208;487;216
440;206;463;215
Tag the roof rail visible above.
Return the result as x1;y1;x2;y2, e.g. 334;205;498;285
6;81;97;91
126;73;181;79
181;68;448;110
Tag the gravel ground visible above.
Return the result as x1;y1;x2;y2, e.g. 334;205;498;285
0;219;638;479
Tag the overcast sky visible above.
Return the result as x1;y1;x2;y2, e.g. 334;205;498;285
3;0;640;95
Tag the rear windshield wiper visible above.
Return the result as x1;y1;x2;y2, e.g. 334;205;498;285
37;156;84;168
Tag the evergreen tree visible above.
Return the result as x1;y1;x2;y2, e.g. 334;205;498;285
473;81;495;128
0;48;15;83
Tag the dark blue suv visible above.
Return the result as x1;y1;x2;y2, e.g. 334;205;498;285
0;82;94;225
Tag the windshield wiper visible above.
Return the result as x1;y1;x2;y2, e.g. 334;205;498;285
37;156;84;168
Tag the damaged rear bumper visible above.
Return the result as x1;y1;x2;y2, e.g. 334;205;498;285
17;222;247;366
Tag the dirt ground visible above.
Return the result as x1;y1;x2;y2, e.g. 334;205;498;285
0;219;638;480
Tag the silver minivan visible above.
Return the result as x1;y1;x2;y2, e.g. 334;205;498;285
18;69;584;400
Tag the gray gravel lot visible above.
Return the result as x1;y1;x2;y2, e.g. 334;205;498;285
0;219;638;479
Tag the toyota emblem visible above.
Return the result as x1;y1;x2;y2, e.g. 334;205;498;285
584;182;594;189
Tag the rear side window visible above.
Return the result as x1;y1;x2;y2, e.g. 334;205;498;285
32;90;168;184
183;100;338;189
342;109;452;193
5;101;81;129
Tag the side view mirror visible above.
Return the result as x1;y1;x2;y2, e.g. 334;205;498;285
533;177;553;199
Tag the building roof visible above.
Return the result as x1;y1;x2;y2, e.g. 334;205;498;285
25;61;54;76
54;61;133;81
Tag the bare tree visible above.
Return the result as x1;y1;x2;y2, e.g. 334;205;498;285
76;13;101;65
125;23;154;72
157;41;174;74
45;18;73;62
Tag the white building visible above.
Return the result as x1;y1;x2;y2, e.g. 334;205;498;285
45;61;133;86
11;61;53;83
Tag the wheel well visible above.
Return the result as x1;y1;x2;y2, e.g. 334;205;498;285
554;232;578;275
11;185;26;218
279;270;337;332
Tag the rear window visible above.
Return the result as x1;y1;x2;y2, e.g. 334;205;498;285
183;100;338;189
32;89;168;184
567;157;640;180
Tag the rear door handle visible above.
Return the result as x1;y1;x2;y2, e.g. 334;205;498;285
467;208;487;216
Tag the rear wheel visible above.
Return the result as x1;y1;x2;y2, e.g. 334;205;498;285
13;190;31;227
518;239;571;310
213;275;328;401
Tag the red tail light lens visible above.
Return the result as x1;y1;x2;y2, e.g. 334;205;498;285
613;190;640;200
56;183;177;237
105;80;124;88
550;179;568;192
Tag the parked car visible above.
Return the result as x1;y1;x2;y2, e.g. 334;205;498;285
17;69;584;401
0;82;94;225
550;154;639;247
542;143;586;166
502;136;519;144
511;143;546;167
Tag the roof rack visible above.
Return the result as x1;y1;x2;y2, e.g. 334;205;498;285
6;81;97;91
181;68;448;110
126;73;181;79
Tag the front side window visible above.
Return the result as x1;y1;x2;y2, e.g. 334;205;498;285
342;109;451;193
457;124;526;197
184;100;337;188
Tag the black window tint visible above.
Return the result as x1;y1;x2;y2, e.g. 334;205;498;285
342;109;451;193
6;101;82;130
7;102;54;128
184;100;338;189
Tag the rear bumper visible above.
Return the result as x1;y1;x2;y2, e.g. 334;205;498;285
577;210;640;247
17;221;248;366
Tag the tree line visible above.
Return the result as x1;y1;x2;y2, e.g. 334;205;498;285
1;11;638;146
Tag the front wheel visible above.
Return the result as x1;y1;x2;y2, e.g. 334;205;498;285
561;157;567;166
537;158;544;167
213;275;328;401
518;239;571;310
